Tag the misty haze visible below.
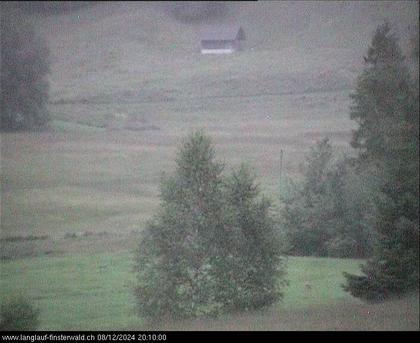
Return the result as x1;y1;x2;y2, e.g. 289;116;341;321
1;1;419;332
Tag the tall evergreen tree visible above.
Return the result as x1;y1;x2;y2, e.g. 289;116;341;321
224;164;286;310
134;131;285;320
280;138;337;256
344;23;419;301
135;132;226;319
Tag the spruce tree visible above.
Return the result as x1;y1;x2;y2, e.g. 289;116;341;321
343;23;419;301
224;164;286;310
135;131;225;319
134;132;285;320
280;138;337;256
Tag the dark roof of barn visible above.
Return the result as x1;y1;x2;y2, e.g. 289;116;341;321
200;25;245;41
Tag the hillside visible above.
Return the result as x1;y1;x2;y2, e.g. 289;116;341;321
31;1;418;127
1;1;418;247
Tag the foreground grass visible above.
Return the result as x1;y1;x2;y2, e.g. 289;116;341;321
151;293;419;331
0;252;386;330
1;252;138;330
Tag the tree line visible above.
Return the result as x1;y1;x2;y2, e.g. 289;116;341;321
281;22;418;301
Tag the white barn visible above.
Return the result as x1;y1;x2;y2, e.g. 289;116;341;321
200;25;246;54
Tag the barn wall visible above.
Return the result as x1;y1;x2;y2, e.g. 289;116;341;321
201;40;237;54
201;48;234;54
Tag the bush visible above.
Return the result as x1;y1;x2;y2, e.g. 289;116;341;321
0;294;40;331
134;131;286;321
1;6;51;130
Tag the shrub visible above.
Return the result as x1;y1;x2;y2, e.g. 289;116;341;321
0;294;40;331
134;131;286;321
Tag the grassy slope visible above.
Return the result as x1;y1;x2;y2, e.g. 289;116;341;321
1;1;418;244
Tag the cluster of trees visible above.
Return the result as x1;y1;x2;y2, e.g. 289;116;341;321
1;5;50;131
135;22;418;321
281;23;418;301
280;138;379;258
134;132;286;320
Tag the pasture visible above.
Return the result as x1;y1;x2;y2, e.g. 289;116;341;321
0;88;354;257
1;1;418;331
1;253;418;330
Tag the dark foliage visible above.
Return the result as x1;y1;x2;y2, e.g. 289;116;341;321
1;6;51;130
0;294;40;331
343;23;419;301
280;138;377;258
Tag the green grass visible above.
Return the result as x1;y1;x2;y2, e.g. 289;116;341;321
1;253;362;330
2;253;417;331
1;90;354;244
0;251;139;330
282;256;363;309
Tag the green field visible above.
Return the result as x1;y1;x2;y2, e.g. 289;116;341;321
2;253;418;330
1;1;419;331
0;253;361;330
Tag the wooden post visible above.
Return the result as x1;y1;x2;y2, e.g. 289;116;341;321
279;149;284;189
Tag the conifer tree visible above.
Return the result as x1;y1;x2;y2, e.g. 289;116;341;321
343;23;419;301
134;132;285;320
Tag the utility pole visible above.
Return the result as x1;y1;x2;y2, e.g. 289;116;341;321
279;149;284;189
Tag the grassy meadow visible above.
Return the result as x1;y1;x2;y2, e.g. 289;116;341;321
0;254;364;330
1;1;419;330
2;252;418;330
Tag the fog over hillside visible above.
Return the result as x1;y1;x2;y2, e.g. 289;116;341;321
1;1;418;331
26;1;417;108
